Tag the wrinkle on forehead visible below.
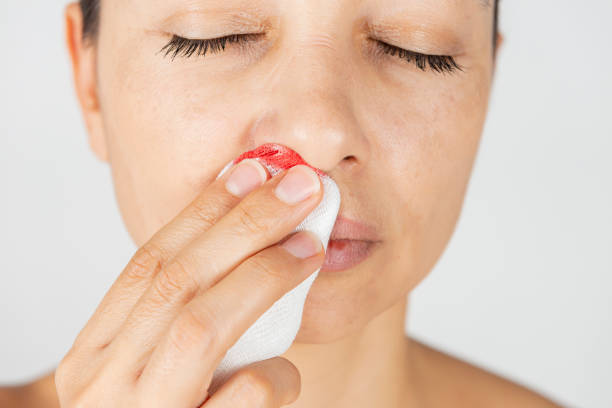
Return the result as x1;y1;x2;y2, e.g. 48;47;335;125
115;0;493;35
123;0;493;9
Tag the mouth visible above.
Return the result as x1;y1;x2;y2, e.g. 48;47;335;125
320;215;382;272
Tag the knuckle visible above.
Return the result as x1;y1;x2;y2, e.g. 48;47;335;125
54;359;71;394
72;327;94;350
235;202;268;235
234;368;275;407
56;351;125;407
69;387;107;408
152;258;198;305
169;305;220;355
125;242;166;282
69;392;94;408
55;350;85;403
248;252;290;285
55;345;78;376
189;194;220;227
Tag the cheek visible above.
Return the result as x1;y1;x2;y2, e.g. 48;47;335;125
376;69;491;283
97;40;253;244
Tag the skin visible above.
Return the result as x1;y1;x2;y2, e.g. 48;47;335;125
0;0;564;406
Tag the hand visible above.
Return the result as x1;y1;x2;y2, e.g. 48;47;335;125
54;160;325;407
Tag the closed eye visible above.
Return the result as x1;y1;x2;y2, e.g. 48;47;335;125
159;33;464;75
158;34;263;60
373;40;464;75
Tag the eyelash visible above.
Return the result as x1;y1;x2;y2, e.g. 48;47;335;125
159;34;463;75
373;40;463;74
158;34;262;60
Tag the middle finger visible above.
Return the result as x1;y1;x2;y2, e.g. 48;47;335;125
108;165;323;369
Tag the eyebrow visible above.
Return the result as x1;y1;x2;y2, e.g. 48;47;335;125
479;0;493;8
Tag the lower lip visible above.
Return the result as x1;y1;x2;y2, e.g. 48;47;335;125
320;239;377;272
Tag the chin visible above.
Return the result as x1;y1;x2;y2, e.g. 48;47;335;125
293;238;423;344
293;265;392;343
293;298;367;344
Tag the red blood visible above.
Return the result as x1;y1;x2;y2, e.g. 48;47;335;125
233;143;327;177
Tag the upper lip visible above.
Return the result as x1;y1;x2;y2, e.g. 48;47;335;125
329;215;382;242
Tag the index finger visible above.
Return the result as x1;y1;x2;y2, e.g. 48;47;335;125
73;159;269;349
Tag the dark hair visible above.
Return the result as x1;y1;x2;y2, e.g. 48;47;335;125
80;0;100;44
80;0;500;54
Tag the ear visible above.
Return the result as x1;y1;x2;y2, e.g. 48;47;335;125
64;2;108;163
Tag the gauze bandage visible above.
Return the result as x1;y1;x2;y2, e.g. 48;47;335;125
208;143;341;394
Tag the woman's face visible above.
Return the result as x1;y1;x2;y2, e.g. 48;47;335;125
84;0;497;343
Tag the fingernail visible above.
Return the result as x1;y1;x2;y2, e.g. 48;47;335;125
274;165;321;204
280;231;322;259
225;159;268;198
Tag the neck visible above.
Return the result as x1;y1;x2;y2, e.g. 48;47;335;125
282;295;421;407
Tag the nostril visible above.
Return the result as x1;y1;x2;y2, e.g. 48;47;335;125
342;155;358;166
339;155;360;172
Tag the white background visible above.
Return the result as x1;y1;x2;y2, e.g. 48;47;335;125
1;1;610;407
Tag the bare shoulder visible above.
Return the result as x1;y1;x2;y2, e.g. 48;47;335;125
0;371;59;408
410;338;564;407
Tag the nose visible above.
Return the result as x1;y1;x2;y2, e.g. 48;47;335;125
246;43;370;176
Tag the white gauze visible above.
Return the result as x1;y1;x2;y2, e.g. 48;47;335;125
207;143;341;394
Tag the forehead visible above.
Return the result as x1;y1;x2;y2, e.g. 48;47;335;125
115;0;493;15
105;0;494;44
